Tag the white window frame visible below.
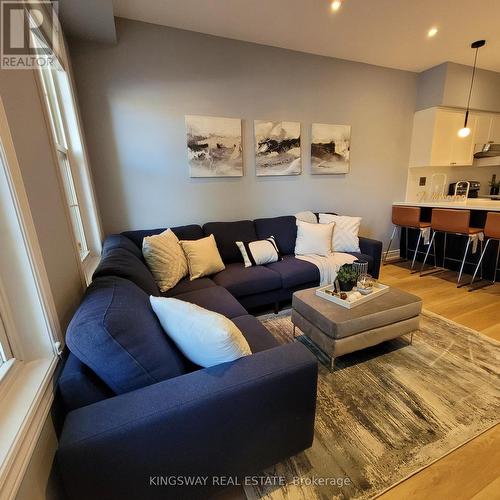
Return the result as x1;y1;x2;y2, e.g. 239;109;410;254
0;287;15;379
33;30;102;285
39;67;90;260
0;96;61;499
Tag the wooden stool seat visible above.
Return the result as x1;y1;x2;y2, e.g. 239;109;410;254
484;212;500;240
421;209;484;287
470;212;500;290
385;206;431;271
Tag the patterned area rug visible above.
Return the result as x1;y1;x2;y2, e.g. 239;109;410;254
245;310;500;500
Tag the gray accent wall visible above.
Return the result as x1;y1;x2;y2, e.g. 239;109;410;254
443;63;500;113
416;63;447;111
69;18;417;241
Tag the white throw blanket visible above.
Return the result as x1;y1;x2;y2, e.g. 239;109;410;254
296;252;357;286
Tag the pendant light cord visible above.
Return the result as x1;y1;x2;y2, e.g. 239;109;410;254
466;47;479;112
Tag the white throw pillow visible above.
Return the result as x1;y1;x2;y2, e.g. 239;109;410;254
150;297;251;368
294;220;334;256
319;213;362;253
295;211;318;224
236;236;281;268
142;229;188;292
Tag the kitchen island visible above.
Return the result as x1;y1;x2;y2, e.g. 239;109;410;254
393;199;500;211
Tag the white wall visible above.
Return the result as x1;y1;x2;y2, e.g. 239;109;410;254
69;18;417;243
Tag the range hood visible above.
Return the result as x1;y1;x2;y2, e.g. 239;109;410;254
473;143;500;167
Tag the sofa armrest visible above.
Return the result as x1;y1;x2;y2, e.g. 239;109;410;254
57;342;318;500
359;236;383;278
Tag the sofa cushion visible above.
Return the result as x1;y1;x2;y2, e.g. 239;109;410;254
266;255;320;289
232;315;280;353
122;224;204;249
173;286;247;319
92;247;159;296
203;220;257;263
102;234;143;260
254;216;297;256
58;353;113;412
212;263;282;298
163;277;217;297
66;277;188;395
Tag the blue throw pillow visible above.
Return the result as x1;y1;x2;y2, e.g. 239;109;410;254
66;276;188;394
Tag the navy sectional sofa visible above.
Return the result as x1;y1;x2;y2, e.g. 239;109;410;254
55;215;382;500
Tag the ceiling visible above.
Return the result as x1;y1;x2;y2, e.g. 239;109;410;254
112;0;500;73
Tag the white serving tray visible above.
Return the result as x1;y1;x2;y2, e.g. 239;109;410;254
315;283;390;309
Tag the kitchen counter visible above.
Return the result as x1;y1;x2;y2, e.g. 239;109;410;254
393;199;500;211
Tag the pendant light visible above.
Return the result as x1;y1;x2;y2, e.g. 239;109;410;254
458;39;486;138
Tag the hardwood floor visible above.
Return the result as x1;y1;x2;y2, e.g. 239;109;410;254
381;262;500;341
223;263;500;500
378;262;500;500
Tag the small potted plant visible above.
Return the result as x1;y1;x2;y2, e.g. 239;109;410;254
337;264;358;292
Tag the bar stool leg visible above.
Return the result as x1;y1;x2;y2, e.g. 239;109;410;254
469;238;491;288
480;238;484;280
494;241;500;283
443;233;447;269
383;225;398;265
420;230;436;276
405;227;409;261
469;239;500;290
457;236;472;287
410;229;423;272
433;233;438;268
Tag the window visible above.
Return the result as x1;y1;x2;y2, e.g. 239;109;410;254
0;96;60;498
39;67;90;260
0;313;11;371
0;288;15;381
33;31;102;283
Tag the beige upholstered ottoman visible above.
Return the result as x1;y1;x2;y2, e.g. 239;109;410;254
291;287;422;370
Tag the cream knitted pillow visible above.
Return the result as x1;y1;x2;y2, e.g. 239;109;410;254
142;229;188;292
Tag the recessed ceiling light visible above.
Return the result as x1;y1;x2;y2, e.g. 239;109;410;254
427;27;438;38
331;1;342;12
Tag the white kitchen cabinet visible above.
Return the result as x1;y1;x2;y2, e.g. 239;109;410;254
409;107;477;167
472;112;500;145
472;112;493;146
489;114;500;143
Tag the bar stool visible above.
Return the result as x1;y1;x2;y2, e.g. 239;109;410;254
420;208;483;287
384;206;431;272
469;212;500;290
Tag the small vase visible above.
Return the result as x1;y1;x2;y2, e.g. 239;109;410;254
492;187;500;196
